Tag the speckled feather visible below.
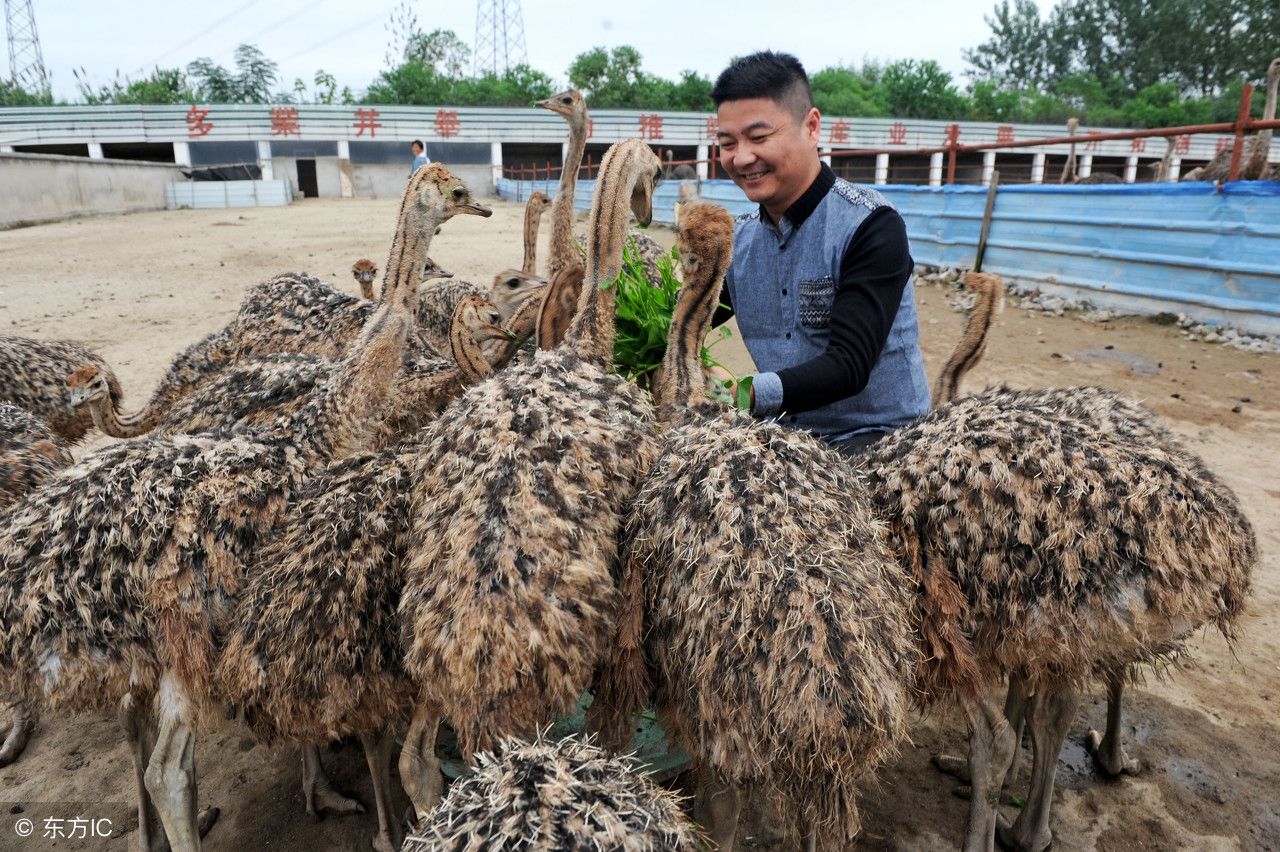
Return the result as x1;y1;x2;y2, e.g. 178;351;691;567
0;336;123;443
397;140;663;757
0;404;72;508
402;733;699;851
605;204;916;846
862;385;1257;700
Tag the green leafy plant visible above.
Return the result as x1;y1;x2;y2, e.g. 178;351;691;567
601;237;737;397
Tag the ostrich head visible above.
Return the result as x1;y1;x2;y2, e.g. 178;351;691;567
407;164;492;233
421;257;453;281
453;295;516;347
535;89;587;124
675;203;734;284
351;258;378;298
66;365;111;408
489;270;547;320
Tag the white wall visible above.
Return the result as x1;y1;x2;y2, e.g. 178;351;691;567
0;152;183;228
350;163;495;199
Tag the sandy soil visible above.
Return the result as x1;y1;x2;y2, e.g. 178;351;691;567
0;198;1276;851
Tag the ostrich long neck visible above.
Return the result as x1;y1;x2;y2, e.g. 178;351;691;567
522;198;547;275
549;113;588;278
289;191;443;460
656;252;729;412
931;276;1002;406
562;149;648;366
84;395;153;438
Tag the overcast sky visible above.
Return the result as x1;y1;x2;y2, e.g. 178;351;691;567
31;0;1045;101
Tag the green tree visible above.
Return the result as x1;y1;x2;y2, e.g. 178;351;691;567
73;66;193;105
406;29;471;79
186;44;279;103
811;66;889;116
880;59;968;119
0;78;53;106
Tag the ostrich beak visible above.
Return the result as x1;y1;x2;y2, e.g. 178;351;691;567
461;202;492;217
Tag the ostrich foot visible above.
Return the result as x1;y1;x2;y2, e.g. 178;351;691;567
0;697;32;766
197;807;220;837
362;731;404;852
302;745;366;818
1085;729;1140;778
996;812;1051;852
1085;675;1140;778
933;753;970;782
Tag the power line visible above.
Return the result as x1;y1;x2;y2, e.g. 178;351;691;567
226;0;333;58
279;3;395;65
149;0;266;67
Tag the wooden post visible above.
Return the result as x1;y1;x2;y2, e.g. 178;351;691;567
946;123;960;185
974;170;1000;272
1228;83;1253;182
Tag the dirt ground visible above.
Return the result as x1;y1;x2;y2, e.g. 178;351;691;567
0;198;1276;851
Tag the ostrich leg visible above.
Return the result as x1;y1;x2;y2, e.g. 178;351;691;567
301;746;366;818
935;676;1029;786
143;678;201;852
1085;672;1140;777
693;763;740;851
360;731;404;852
998;684;1081;852
0;693;32;766
120;694;167;852
398;704;444;821
960;692;1018;852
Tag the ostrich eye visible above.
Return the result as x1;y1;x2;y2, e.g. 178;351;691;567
506;278;519;288
561;96;572;104
489;312;501;324
452;187;465;199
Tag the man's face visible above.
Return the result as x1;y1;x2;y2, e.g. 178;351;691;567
411;143;423;156
716;97;821;216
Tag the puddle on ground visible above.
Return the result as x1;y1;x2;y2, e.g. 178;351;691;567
1072;347;1162;377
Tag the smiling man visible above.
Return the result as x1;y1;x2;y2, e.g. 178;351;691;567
712;51;929;454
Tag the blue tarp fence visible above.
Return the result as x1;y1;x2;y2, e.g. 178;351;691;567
497;177;1280;336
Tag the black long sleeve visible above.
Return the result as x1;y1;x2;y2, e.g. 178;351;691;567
711;284;735;328
775;206;913;413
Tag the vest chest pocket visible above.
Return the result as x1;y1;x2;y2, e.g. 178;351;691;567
798;276;836;329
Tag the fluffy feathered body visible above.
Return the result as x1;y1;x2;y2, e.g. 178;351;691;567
0;404;72;507
608;203;916;846
396;140;663;759
402;734;699;852
865;384;1254;701
0;336;123;443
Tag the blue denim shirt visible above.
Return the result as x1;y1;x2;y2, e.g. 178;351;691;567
725;178;930;443
409;153;430;175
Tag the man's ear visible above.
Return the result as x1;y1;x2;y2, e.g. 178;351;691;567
805;107;822;146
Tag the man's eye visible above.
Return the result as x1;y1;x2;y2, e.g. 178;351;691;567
750;136;768;144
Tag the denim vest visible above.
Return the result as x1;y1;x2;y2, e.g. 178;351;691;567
726;179;930;442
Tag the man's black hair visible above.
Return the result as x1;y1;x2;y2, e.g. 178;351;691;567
711;51;814;121
411;139;424;149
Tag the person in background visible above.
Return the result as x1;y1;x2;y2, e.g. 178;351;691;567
409;139;430;175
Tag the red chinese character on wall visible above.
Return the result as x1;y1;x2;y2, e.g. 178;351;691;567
1174;134;1192;154
995;125;1015;145
639;113;664;140
887;121;907;145
1129;137;1147;153
828;119;850;145
270;107;300;137
353;107;382;138
434;109;461;139
705;115;719;140
1215;137;1232;154
185;105;213;138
